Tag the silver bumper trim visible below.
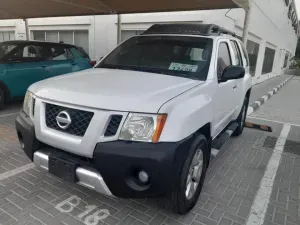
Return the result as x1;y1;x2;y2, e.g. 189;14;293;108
33;151;113;196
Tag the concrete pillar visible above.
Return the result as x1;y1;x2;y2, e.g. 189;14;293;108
242;5;252;45
24;19;30;40
254;40;266;84
272;48;281;76
278;49;285;74
117;14;121;44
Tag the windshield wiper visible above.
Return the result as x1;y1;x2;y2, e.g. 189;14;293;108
99;64;164;74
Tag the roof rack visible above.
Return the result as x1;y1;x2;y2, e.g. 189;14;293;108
141;23;236;37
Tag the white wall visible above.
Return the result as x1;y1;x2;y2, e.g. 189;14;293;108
0;0;297;85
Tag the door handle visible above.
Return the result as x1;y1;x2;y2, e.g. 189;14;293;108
233;84;238;89
41;65;48;68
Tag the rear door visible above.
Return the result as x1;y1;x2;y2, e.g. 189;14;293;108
229;40;244;113
43;44;74;78
2;43;50;97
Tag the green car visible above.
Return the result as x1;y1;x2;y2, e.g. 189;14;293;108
0;40;94;108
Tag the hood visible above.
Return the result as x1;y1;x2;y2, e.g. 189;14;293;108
30;68;203;113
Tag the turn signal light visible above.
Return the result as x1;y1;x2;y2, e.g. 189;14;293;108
152;114;167;143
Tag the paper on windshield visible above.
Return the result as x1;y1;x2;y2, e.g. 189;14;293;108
169;63;198;72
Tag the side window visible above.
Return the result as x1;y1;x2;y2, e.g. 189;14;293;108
1;44;43;62
217;42;232;79
50;46;73;61
23;45;41;58
230;40;242;66
239;42;249;67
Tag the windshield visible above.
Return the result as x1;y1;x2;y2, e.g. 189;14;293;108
97;35;213;80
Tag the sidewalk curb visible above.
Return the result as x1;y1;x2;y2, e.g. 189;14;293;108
247;76;293;116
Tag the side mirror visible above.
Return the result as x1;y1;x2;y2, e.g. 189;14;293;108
220;66;245;82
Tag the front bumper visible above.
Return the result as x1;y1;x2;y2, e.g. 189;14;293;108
33;150;113;196
16;111;193;198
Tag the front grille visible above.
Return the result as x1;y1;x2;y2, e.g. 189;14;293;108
104;115;123;137
45;103;94;137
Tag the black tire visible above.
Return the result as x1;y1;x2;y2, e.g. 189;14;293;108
170;134;209;214
233;96;249;136
0;88;5;109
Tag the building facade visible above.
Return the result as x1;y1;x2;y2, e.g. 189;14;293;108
0;0;298;85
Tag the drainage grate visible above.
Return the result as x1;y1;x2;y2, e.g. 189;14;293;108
283;140;300;156
263;136;278;149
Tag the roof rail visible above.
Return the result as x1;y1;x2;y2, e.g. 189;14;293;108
141;23;236;37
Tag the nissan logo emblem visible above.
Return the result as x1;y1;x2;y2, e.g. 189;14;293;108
56;111;72;129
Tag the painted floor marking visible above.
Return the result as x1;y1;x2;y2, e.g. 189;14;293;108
247;116;300;127
0;112;19;118
245;123;291;225
247;107;254;116
0;163;35;181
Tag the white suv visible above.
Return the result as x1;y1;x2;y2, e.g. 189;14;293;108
16;24;252;214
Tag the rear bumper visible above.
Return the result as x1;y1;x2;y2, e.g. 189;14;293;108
15;111;193;198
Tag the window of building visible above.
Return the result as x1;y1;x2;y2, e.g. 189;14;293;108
0;31;15;42
32;30;89;55
217;42;232;79
74;31;89;57
262;47;276;74
283;53;289;68
46;31;59;42
121;30;145;42
246;40;260;75
230;40;242;66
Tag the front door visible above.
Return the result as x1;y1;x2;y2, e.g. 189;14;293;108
2;43;50;97
212;41;236;138
229;40;245;112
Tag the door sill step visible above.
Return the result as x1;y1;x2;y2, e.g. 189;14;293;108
211;122;238;157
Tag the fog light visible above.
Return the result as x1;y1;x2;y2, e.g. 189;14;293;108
138;170;149;183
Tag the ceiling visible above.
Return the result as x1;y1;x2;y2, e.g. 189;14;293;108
0;0;250;19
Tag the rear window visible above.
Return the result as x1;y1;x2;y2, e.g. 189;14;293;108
70;47;90;59
97;35;213;80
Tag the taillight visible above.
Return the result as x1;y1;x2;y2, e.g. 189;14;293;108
89;60;96;67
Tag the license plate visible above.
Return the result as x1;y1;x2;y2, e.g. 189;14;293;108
49;154;78;183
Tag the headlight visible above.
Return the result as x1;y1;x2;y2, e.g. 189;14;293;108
23;91;33;116
119;113;167;143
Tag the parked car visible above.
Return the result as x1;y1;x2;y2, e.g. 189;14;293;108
0;40;93;108
16;24;252;214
